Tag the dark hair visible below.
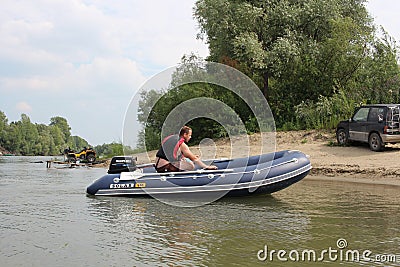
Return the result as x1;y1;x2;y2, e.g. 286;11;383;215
179;126;192;137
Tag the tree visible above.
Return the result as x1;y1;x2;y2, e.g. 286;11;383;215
94;142;138;158
18;114;39;155
67;136;90;151
137;54;257;150
0;111;92;155
195;0;373;93
36;124;53;156
360;29;400;104
49;125;65;154
50;116;71;143
0;111;8;144
4;122;21;154
194;0;398;128
294;28;400;129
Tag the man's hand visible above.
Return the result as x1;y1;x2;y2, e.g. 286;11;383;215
205;165;218;170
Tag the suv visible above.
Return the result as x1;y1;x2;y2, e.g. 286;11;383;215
336;104;400;151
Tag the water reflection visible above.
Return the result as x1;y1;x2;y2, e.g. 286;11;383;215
1;157;399;267
86;193;312;266
86;180;400;267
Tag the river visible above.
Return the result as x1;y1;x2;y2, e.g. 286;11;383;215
0;156;399;266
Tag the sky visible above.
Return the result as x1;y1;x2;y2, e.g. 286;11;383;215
1;0;399;146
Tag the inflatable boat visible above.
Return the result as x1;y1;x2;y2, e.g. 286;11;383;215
86;150;311;198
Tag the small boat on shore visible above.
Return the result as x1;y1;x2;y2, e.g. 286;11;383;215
86;150;311;198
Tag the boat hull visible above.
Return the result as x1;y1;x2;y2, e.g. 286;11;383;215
86;150;311;198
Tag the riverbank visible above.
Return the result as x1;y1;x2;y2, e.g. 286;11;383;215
275;130;400;186
0;146;11;155
131;130;400;186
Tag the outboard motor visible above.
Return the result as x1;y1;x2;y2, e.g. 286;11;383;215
108;156;137;174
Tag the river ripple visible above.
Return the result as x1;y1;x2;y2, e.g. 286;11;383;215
0;156;399;266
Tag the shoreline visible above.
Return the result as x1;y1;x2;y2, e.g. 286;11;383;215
306;173;400;187
276;130;400;187
130;130;400;187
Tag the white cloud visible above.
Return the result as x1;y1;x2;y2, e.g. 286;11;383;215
16;101;32;113
0;0;207;91
367;0;400;42
0;0;207;145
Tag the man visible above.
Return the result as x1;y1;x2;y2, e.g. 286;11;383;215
155;126;218;173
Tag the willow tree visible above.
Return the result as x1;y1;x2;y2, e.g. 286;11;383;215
0;111;7;142
194;0;386;127
50;116;71;143
0;112;92;155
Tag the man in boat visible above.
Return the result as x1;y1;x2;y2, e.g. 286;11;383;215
155;126;218;173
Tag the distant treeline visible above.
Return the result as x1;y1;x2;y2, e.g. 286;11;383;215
0;111;139;157
94;142;140;159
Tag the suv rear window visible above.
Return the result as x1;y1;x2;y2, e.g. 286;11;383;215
368;107;385;122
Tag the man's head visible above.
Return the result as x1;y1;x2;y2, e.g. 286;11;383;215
179;125;192;142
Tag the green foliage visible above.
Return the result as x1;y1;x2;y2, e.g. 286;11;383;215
67;136;90;152
294;30;400;130
0;112;89;156
358;29;400;104
195;0;373;95
137;55;259;150
0;113;143;157
194;0;400;131
0;111;8;141
94;142;142;158
135;0;400;149
295;90;360;129
50;116;71;143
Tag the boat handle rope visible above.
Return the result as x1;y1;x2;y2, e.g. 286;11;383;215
114;158;299;183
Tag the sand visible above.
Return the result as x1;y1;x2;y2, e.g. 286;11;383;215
275;130;400;186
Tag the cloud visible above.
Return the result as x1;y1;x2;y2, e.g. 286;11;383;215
0;0;209;145
367;0;400;42
16;101;32;113
2;0;398;146
0;0;207;92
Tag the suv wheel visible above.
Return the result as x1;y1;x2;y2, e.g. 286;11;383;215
336;128;348;145
368;133;384;152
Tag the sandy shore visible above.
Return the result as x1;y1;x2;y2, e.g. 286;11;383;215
275;130;400;186
130;130;400;186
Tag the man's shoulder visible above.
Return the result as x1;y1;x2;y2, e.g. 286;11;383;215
180;142;189;149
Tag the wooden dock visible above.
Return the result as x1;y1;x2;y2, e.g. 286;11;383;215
46;160;106;168
47;160;88;168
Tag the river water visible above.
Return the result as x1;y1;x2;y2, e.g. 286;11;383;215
0;156;399;267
